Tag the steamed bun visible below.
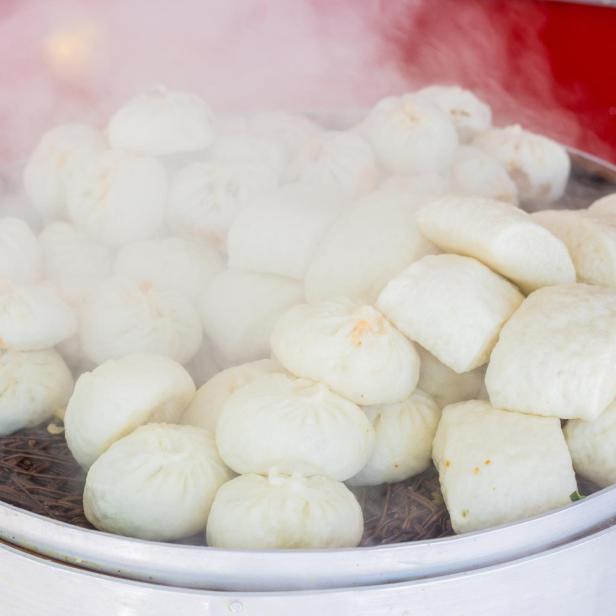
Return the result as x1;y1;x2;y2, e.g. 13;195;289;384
182;359;285;432
23;123;105;221
0;286;77;351
248;111;322;181
416;346;484;408
565;400;616;488
0;350;73;435
227;183;344;280
486;284;616;421
207;472;363;549
65;149;168;246
416;196;575;293
199;269;304;366
532;209;616;287
450;146;518;204
377;254;523;373
349;389;441;486
84;424;232;541
216;373;374;481
415;85;492;142
114;236;223;301
0;217;42;291
39;222;111;304
362;93;458;175
64;354;195;468
473;125;570;205
298;131;378;199
80;276;202;365
304;189;437;304
271;300;419;405
167;160;278;247
107;88;214;156
433;400;576;533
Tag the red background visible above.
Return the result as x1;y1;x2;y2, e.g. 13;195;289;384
398;0;616;162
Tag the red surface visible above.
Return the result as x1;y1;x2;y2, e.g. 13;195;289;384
396;0;616;162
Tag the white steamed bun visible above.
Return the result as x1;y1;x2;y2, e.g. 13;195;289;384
473;124;570;205
486;284;616;421
416;345;484;408
433;400;577;533
450;146;518;204
349;389;441;486
565;400;616;488
39;222;111;304
65;149;168;246
182;359;285;432
107;88;214;156
0;349;73;435
248;111;322;181
227;183;345;280
167;160;278;247
415;85;492;142
216;373;374;481
0;217;42;291
207;472;363;549
589;193;616;216
208;131;288;182
304;189;437;304
0;286;77;351
361;93;458;175
84;423;232;541
377;254;523;373
271;299;419;405
416;195;575;293
23;123;105;221
199;269;304;366
64;354;195;468
80;276;202;365
114;236;223;301
298;131;378;199
532;209;616;287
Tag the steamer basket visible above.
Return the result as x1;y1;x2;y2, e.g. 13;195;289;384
0;149;615;605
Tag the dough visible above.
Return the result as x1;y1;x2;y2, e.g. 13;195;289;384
206;472;363;549
415;85;492;142
199;269;304;366
416;345;484;408
0;349;73;435
0;217;42;291
565;400;616;488
377;254;523;372
107;88;214;156
304;189;437;304
182;359;285;433
216;373;374;480
64;354;196;468
349;389;441;486
473;125;570;205
485;284;616;420
362;93;458;174
227;183;345;280
23;123;105;221
84;424;232;541
80;276;202;365
416;195;575;293
114;236;223;301
450;146;518;204
0;285;77;351
433;400;577;533
66;149;168;246
271;299;419;405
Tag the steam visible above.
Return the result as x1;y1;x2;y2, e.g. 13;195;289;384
0;0;601;169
